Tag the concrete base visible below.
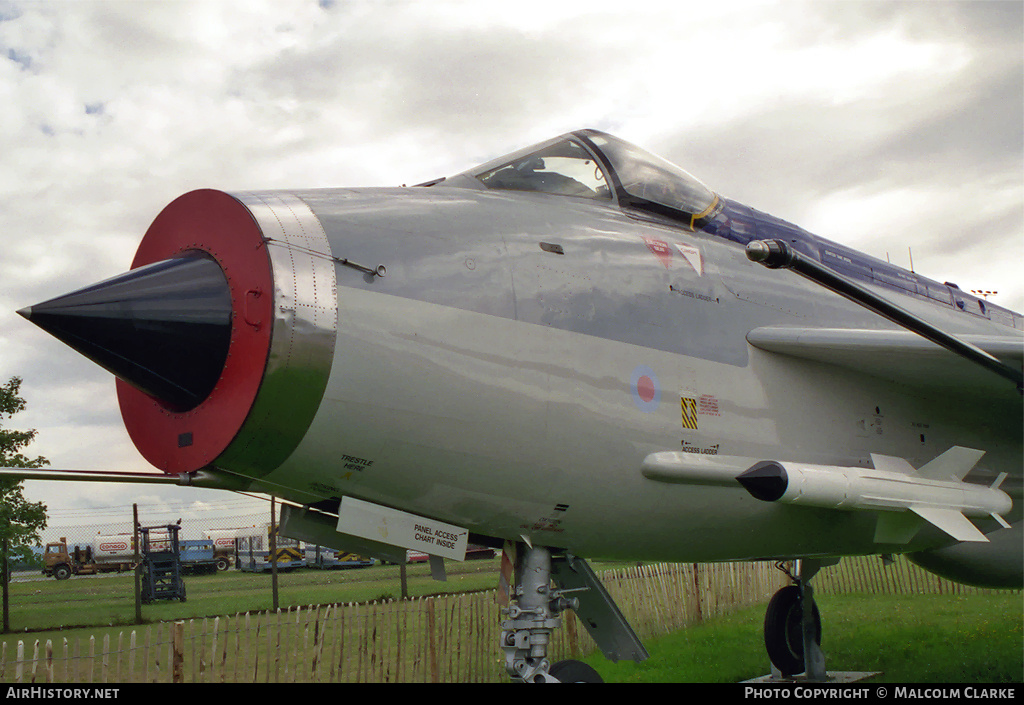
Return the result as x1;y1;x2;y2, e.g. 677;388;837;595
743;671;882;684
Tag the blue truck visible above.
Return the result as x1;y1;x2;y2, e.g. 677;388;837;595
178;539;221;574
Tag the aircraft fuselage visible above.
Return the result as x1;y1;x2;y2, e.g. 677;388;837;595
230;185;1021;563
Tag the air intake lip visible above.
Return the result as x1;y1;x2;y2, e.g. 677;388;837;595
20;253;232;412
17;188;332;476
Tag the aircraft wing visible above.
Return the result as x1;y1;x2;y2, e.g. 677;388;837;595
746;326;1024;399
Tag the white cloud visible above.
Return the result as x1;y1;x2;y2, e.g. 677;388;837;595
1;0;1020;528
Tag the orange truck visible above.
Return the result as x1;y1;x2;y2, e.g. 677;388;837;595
42;536;135;580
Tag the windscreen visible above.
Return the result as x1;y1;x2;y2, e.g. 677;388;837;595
582;130;717;218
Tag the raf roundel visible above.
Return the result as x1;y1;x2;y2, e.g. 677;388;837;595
631;365;662;413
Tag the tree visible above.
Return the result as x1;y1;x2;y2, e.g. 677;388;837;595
0;376;49;632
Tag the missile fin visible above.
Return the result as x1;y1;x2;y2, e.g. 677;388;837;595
916;446;985;482
991;512;1011;530
873;512;923;544
870;454;916;476
909;506;988;543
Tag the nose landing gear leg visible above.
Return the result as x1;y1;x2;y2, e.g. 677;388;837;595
500;542;647;682
501;544;580;682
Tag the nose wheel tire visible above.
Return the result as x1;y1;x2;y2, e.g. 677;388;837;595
764;584;821;676
549;659;604;683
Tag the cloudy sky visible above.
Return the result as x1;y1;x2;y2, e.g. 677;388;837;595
0;0;1021;538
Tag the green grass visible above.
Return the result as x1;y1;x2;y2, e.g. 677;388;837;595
581;592;1024;683
0;558;504;634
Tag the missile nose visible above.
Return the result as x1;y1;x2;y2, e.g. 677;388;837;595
19;253;232;412
16;306;32;320
737;461;789;501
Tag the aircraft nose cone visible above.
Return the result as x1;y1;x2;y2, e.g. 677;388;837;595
19;253;232;412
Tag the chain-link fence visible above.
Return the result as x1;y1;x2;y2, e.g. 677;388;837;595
4;493;503;635
15;493;275;583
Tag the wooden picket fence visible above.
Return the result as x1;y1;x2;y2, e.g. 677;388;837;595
0;555;1002;683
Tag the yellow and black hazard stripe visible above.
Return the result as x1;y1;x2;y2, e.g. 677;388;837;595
680;396;699;430
337;552;367;562
273;546;303;562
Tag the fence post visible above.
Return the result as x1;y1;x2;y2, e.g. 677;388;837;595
208;616;217;683
691;564;703;622
101;634;109;683
427;597;438;683
30;640;39;684
129;631;136;683
43;639;52;683
133;504;142;625
172;620;184;683
145;625;154;683
270;498;279;611
274;608;283;682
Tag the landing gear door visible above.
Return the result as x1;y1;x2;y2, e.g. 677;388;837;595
551;554;649;663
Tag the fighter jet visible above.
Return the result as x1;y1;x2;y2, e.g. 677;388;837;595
10;129;1022;682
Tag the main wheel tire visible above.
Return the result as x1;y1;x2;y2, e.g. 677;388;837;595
549;659;604;683
764;584;821;676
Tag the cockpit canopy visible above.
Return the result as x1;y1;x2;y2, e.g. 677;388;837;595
476;138;611;200
450;129;718;225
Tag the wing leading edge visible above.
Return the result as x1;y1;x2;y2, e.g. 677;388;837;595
745;238;1023;393
746;326;1024;398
